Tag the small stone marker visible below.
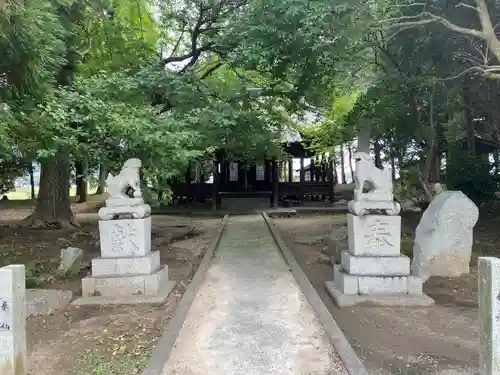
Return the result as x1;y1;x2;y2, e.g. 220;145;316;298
478;257;500;375
58;247;83;273
0;265;26;375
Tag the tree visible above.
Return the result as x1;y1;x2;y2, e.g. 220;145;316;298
383;0;500;79
20;0;162;227
4;0;432;227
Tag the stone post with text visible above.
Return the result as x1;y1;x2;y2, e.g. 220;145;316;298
0;265;26;375
478;256;500;375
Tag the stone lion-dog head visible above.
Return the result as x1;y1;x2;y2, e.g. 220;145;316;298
353;151;392;193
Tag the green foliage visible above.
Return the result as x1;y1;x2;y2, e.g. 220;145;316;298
447;146;497;206
228;0;371;108
0;0;67;100
302;91;360;154
0;157;28;194
394;166;427;204
4;0;500;218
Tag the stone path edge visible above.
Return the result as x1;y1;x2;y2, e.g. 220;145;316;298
262;213;370;375
142;213;230;375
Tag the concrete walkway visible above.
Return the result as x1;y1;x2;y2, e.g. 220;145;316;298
162;215;347;375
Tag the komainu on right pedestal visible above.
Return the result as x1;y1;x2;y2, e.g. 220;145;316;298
325;152;434;307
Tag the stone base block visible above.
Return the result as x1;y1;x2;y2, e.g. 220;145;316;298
325;281;434;307
99;217;151;258
99;203;151;220
347;214;401;256
334;264;359;294
333;265;425;295
358;274;408;294
91;251;160;276
106;197;144;207
73;281;176;306
348;199;401;216
81;265;168;297
354;191;393;202
26;289;72;317
341;251;410;276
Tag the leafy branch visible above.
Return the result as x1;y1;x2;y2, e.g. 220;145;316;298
382;0;500;79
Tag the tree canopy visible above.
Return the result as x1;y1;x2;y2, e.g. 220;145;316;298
2;0;500;226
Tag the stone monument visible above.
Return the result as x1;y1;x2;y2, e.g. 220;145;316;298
411;190;478;281
325;152;434;307
75;158;175;305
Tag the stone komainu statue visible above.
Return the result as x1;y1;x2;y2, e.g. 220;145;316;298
105;158;142;199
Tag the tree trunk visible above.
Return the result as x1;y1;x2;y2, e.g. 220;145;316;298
356;123;371;153
212;158;218;210
418;90;438;201
347;142;354;183
25;152;77;228
272;160;279;207
340;144;346;184
333;156;339;184
494;150;500;175
25;0;83;228
390;146;396;181
374;140;383;169
75;158;88;203
397;149;405;185
96;164;108;194
463;80;476;157
28;162;36;200
417;167;434;203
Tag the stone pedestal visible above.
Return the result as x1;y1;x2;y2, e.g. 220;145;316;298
326;213;434;307
74;204;175;306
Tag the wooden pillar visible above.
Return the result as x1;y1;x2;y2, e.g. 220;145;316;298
320;154;326;182
185;162;191;184
310;158;316;182
328;155;335;203
272;160;279;208
300;157;305;182
212;158;218;210
224;160;230;190
288;158;293;182
244;162;248;191
265;161;272;187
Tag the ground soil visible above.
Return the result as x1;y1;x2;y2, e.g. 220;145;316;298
272;211;500;375
0;198;224;375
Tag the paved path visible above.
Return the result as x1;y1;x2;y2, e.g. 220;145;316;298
163;215;347;375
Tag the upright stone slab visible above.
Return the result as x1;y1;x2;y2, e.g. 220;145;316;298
411;190;479;281
325;151;434;307
478;257;500;375
0;265;26;375
74;158;175;305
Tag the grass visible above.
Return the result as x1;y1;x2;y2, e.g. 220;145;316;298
6;187;97;200
73;349;148;375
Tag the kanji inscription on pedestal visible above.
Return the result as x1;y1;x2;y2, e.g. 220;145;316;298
364;219;394;252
